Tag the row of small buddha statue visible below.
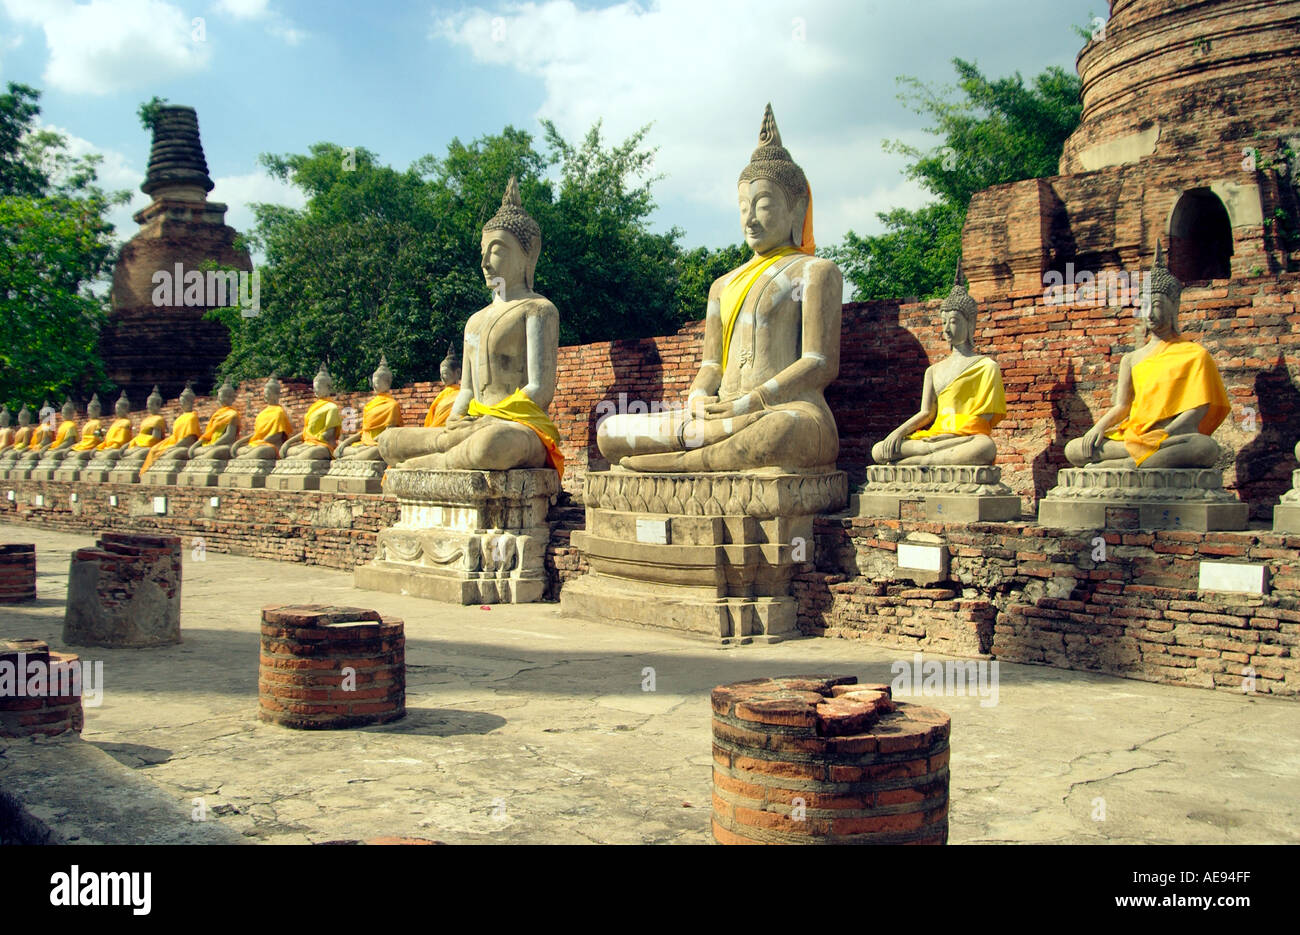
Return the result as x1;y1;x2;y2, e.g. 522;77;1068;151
0;348;465;477
0;104;1245;493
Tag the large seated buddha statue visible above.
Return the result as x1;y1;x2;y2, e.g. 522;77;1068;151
376;177;563;477
29;399;80;479
14;401;57;471
337;356;403;460
265;364;341;490
595;105;840;473
175;378;242;486
0;407;14;454
231;375;293;461
873;269;1005;466
116;386;169;464
92;393;136;461
141;384;202;478
1063;243;1227;470
423;344;461;428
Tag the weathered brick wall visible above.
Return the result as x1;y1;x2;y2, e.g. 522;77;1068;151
798;515;1300;698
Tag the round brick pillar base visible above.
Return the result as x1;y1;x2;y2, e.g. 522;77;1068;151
62;533;182;647
0;543;36;603
258;604;405;729
0;639;85;738
711;675;950;844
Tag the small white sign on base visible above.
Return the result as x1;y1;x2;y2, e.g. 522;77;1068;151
152;496;167;515
210;496;220;508
635;518;670;545
33;494;44;507
6;490;13;502
1198;561;1268;595
109;495;118;507
70;492;78;503
898;542;945;572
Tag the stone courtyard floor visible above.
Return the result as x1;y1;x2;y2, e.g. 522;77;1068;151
2;522;1298;845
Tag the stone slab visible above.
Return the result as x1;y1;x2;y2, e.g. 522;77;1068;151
52;468;83;483
1274;503;1300;535
319;475;384;494
1038;497;1249;531
107;467;144;485
855;491;1022;522
1198;561;1269;595
139;469;182;486
355;563;545;604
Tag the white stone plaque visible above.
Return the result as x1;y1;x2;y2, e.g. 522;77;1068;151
898;542;945;572
33;494;44;507
210;496;220;507
109;495;118;507
635;518;670;545
1198;561;1268;595
153;496;167;515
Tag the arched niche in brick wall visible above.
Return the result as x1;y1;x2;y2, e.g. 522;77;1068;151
1169;188;1233;282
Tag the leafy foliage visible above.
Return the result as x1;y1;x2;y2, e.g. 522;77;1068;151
837;58;1082;301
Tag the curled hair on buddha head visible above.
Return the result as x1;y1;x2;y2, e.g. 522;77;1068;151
147;385;163;410
180;382;196;406
483;176;543;290
372;354;393;388
738;103;808;209
940;259;978;329
440;341;461;383
1149;240;1183;303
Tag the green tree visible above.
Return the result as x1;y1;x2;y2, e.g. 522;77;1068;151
671;243;749;322
0;82;127;411
835;58;1082;301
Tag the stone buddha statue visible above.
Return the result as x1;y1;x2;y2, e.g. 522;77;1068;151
18;401;55;461
1064;243;1228;469
186;377;242;461
116;386;168;464
873;268;1005;466
0;406;33;468
61;394;106;467
279;364;342;461
0;407;13;454
142;383;202;473
423;344;462;428
595;105;841;473
39;399;80;462
231;375;293;460
376;177;563;475
91;393;135;462
337;356;404;460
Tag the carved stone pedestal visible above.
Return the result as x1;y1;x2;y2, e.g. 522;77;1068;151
319;459;387;494
355;468;557;604
562;470;848;644
140;462;184;486
53;462;89;483
28;454;65;482
175;457;228;487
78;455;123;484
6;460;37;481
217;458;277;489
853;464;1021;522
107;462;146;484
265;459;331;491
1038;467;1247;531
1272;470;1300;533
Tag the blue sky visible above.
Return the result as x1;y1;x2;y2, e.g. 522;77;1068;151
0;0;1104;252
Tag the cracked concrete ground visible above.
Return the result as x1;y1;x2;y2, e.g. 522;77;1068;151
2;522;1298;844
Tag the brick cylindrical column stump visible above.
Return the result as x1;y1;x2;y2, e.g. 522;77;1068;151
0;543;37;603
63;533;182;647
711;675;950;845
0;639;85;738
259;605;405;729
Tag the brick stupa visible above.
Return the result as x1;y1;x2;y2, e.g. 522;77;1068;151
102;106;252;400
962;0;1300;297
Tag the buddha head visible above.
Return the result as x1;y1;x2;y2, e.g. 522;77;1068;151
0;406;9;428
39;400;54;427
180;383;196;412
371;355;393;394
440;342;462;386
87;393;102;419
1141;241;1182;338
313;363;333;398
264;374;281;405
737;104;812;256
147;386;163;414
61;398;75;422
481;176;542;295
17;405;31;427
216;376;236;407
939;264;978;351
114;392;130;418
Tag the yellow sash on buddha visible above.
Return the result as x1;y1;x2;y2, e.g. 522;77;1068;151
302;399;342;452
467;388;564;480
248;406;293;447
360;394;403;446
51;420;76;448
128;414;167;448
1106;339;1230;466
96;418;132;450
9;427;32;451
199;406;239;446
424;384;460;428
719;247;800;373
909;357;1006;439
142;411;201;473
0;427;13;451
28;423;52;450
71;419;102;451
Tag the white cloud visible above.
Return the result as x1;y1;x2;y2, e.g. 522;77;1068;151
2;0;210;95
211;0;304;45
210;168;307;246
213;0;269;18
